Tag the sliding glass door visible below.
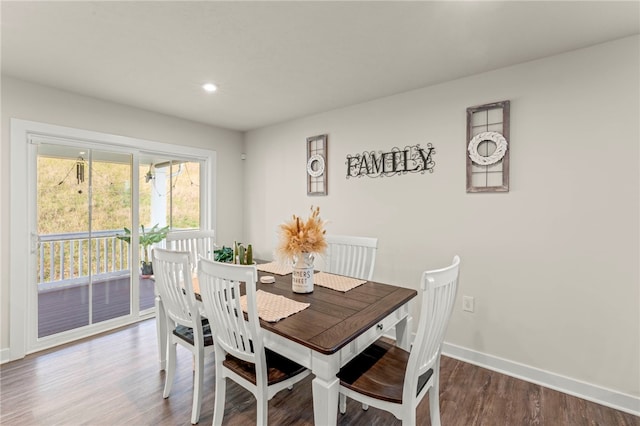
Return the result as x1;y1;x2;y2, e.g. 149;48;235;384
34;144;206;342
9;119;217;358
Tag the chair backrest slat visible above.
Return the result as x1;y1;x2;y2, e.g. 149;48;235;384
323;234;378;280
166;230;216;272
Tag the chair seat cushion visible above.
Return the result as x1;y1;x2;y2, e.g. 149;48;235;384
173;317;214;346
223;348;307;386
337;339;433;403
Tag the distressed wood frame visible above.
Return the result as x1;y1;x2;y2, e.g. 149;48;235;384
466;100;510;193
307;134;328;196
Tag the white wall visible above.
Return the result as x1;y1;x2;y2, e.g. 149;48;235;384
0;76;245;352
244;35;640;405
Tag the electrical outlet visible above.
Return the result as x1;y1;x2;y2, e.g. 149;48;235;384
463;295;475;312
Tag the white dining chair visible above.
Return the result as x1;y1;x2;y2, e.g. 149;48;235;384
165;229;216;272
322;234;378;280
153;248;214;425
197;258;310;426
337;255;461;426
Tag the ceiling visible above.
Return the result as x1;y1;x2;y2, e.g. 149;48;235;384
2;1;639;132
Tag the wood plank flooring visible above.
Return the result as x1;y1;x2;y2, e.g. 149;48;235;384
1;319;638;425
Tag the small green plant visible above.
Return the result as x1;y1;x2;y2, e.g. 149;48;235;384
213;246;234;263
117;223;170;275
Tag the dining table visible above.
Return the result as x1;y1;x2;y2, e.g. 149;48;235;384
154;264;417;426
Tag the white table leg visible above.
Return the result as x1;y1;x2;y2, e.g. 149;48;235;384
311;353;340;426
155;293;167;371
395;314;412;351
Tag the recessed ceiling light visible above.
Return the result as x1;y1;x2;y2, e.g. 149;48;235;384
202;83;217;93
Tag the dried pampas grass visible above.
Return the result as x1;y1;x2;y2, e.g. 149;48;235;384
277;206;327;260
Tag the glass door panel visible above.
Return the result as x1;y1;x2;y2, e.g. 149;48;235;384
137;158;202;311
36;144;132;337
37;146;90;337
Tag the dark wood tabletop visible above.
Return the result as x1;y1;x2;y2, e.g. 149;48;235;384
255;270;417;355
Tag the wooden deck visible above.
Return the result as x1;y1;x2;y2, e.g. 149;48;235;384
38;276;156;337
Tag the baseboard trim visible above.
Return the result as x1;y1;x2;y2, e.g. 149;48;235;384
0;348;10;364
442;342;640;417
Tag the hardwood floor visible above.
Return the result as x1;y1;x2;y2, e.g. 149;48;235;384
1;319;638;426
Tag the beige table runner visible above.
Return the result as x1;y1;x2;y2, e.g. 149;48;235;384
240;289;310;322
256;262;294;276
313;272;367;292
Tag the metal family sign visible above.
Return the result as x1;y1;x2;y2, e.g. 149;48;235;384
345;144;436;178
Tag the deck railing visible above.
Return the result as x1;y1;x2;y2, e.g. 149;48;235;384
38;230;132;285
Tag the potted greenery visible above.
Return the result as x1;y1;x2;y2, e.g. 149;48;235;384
117;223;170;277
213;242;253;264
